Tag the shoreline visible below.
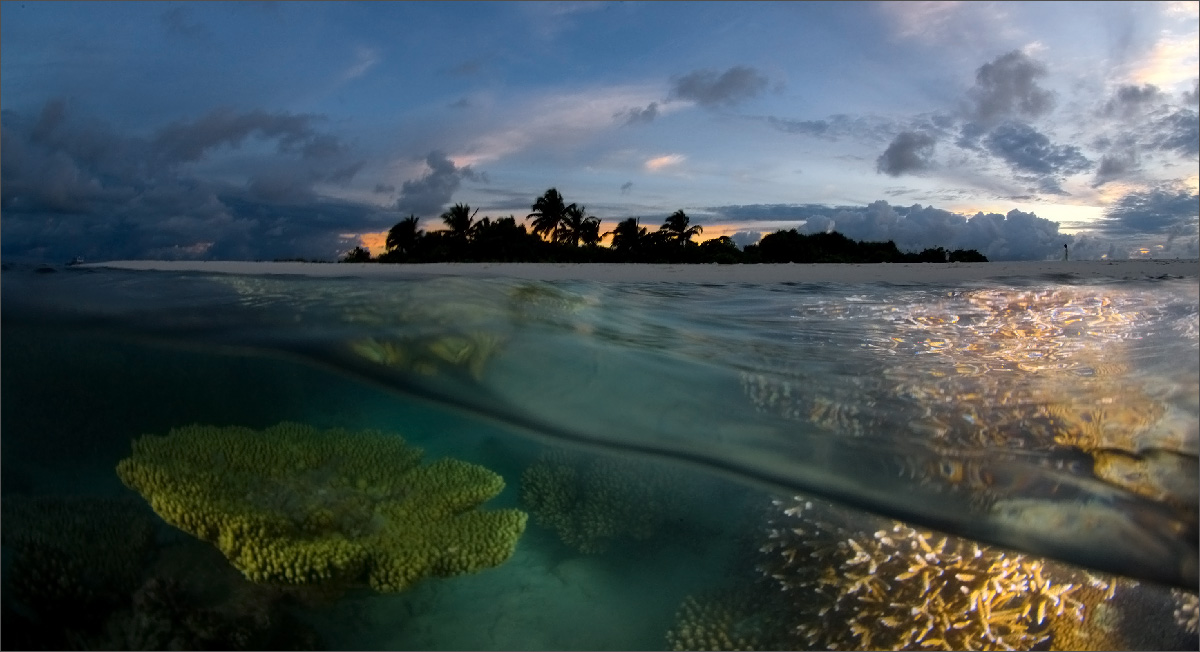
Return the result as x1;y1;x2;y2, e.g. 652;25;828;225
82;259;1200;283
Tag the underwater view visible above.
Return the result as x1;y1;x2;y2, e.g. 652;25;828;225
2;263;1197;651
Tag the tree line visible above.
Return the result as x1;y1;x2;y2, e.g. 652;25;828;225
341;187;988;264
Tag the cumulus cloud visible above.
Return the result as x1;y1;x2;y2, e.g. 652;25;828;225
1104;83;1164;118
1149;109;1199;156
964;50;1056;125
729;230;763;248
794;200;1070;261
669;66;769;107
616;102;659;126
0;101;392;263
395;151;485;217
1093;185;1200;237
1092;150;1140;187
877;131;937;176
983;121;1091;176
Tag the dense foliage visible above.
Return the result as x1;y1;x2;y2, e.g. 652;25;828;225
347;188;988;264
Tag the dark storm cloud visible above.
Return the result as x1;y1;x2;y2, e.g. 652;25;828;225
964;50;1056;125
395;151;486;217
669;66;769;107
1093;186;1200;237
616;102;658;126
151;108;333;163
1103;83;1164;118
374;183;396;194
983;122;1091;176
0;101;391;263
876;131;937;176
1149;109;1199;156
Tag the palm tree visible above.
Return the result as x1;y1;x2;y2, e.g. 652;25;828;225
578;216;603;248
440;203;478;241
660;209;703;246
608;217;647;253
558;204;599;247
385;215;423;255
527;188;569;242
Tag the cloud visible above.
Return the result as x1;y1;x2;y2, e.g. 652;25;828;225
151;108;331;163
1186;79;1199;105
729;230;762;248
341;46;381;82
0;101;394;263
374;183;396;194
964;50;1056;125
983;122;1091;176
395;151;484;217
448;97;472;109
669;66;769;107
616;102;659;126
1092;150;1140;187
620;181;633;194
1149;109;1199;156
764;113;901;144
801;201;1071;261
447;60;484;77
877;131;937;176
1092;185;1200;236
161;6;210;40
1103;83;1164;118
645;154;686;171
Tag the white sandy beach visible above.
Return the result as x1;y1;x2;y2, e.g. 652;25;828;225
87;259;1200;282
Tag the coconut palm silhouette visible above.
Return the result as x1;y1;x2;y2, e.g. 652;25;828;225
527;188;570;243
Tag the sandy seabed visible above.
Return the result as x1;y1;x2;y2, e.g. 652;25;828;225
88;259;1200;283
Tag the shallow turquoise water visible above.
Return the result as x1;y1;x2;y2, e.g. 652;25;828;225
2;264;1197;649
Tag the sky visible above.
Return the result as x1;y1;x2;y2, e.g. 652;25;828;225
1;1;1197;262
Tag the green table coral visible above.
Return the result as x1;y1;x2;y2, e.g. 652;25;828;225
116;422;526;592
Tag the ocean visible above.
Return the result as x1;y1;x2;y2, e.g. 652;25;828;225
2;262;1197;650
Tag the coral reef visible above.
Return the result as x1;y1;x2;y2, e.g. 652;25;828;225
739;287;1196;513
758;495;1128;651
665;589;791;651
1173;588;1199;634
93;539;326;651
1;495;156;628
520;449;690;554
115;422;527;592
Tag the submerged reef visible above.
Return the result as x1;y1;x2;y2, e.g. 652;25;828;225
740;287;1198;512
1;496;156;630
1;495;321;650
666;590;792;651
116;422;527;593
758;495;1132;651
520;449;690;554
